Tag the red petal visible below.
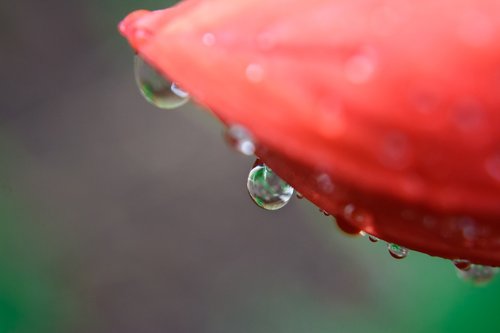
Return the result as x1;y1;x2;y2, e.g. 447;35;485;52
120;0;500;265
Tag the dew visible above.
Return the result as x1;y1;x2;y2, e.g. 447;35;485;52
457;264;498;285
368;235;379;243
296;192;303;199
343;204;373;224
134;55;190;109
453;259;471;271
247;162;294;210
452;99;485;132
202;32;216;46
224;125;256;156
245;63;264;83
344;54;376;84
316;173;334;193
387;243;408;259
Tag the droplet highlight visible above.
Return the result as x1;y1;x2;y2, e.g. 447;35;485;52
387;243;409;259
134;55;190;109
247;161;294;210
224;125;256;156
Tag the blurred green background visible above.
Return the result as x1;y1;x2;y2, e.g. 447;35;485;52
1;1;499;332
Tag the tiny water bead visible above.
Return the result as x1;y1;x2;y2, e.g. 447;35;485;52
224;125;256;156
457;265;498;285
368;235;379;243
247;162;294;210
453;259;472;271
134;55;190;109
387;243;409;259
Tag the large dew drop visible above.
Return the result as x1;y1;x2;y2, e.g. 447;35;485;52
134;55;190;109
247;161;294;210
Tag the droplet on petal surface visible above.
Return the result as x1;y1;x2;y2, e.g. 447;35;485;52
134;55;190;109
457;265;498;285
247;161;294;210
224;125;256;156
387;243;409;259
453;259;472;271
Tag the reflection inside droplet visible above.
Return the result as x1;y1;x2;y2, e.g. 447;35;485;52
247;161;294;210
134;55;190;109
387;243;409;259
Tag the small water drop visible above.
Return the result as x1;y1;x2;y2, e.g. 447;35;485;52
134;55;190;109
247;161;294;210
202;32;216;46
316;173;334;193
368;235;379;243
296;192;303;199
453;259;472;271
344;54;376;84
457;264;498;285
245;63;264;83
320;209;330;216
387;243;408;259
224;125;256;156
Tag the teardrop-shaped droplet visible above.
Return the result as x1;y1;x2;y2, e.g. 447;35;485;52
387;243;409;259
368;235;379;243
224;125;256;156
453;259;472;271
134;55;190;109
296;192;304;199
247;162;294;210
457;264;498;285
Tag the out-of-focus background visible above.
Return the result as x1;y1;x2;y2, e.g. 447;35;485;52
1;1;499;332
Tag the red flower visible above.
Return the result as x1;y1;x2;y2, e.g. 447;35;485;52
120;0;500;265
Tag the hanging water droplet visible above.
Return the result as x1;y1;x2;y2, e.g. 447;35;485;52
453;259;472;271
320;209;330;216
296;192;303;199
387;243;408;259
368;235;379;243
224;125;256;156
457;264;498;285
247;162;294;210
134;55;190;109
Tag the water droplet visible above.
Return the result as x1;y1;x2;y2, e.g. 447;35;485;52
379;132;412;170
453;259;472;271
202;32;216;46
343;204;373;224
368;235;379;242
320;209;330;216
296;192;303;199
344;54;376;84
452;99;485;132
134;55;190;109
457;264;498;285
335;216;362;236
387;243;408;259
245;63;264;83
316;173;334;193
247;162;294;210
224;125;256;156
